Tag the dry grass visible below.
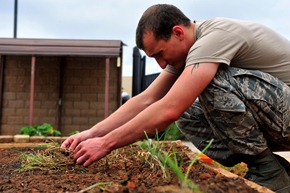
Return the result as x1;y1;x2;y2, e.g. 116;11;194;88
16;143;86;173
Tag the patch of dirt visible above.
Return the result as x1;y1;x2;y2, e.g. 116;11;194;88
0;141;263;193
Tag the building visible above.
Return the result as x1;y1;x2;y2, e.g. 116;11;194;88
122;76;132;98
0;38;124;135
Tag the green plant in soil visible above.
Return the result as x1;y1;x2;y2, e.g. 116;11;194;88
68;130;80;136
156;123;186;141
138;137;171;179
20;123;61;136
139;131;214;192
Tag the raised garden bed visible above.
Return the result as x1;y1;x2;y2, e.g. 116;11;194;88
0;140;273;193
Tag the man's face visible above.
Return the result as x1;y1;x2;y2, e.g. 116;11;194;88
142;31;188;70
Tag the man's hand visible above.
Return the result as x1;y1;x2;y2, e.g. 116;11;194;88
61;130;112;167
61;130;92;151
73;137;111;167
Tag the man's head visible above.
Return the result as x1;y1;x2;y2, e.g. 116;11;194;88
135;4;191;50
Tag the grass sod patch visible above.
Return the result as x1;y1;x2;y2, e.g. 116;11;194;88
15;143;86;173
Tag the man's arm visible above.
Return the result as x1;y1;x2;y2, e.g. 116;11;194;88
74;63;219;166
106;63;219;146
91;69;179;136
61;70;178;150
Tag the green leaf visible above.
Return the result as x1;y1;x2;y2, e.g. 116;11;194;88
20;126;37;136
53;129;61;136
36;123;54;136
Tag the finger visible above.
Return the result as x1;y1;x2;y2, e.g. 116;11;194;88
83;158;93;167
76;154;89;165
84;153;105;167
73;144;85;159
67;137;82;151
74;142;82;153
61;137;73;148
68;140;79;151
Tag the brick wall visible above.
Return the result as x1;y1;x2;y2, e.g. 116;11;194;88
60;57;119;135
0;55;120;135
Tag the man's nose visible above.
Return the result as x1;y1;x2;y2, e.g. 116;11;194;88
156;58;167;69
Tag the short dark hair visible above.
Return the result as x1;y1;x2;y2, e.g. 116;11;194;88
135;4;191;50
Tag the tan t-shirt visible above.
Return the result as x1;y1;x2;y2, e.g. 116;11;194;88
167;18;290;86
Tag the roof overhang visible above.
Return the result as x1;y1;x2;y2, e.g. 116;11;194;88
0;38;124;57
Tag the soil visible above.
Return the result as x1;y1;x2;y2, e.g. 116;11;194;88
0;141;264;193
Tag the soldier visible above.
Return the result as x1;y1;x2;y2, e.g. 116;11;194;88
62;4;290;192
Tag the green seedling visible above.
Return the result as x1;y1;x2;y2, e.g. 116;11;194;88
139;131;173;178
139;131;213;192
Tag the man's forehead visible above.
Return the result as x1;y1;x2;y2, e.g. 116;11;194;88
142;32;158;57
143;31;155;42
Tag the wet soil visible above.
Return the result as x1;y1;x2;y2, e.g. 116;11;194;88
0;141;261;193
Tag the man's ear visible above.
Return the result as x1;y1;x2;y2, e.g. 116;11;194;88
172;26;185;40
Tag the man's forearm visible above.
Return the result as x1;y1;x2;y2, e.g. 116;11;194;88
87;93;154;137
102;99;178;151
88;71;178;139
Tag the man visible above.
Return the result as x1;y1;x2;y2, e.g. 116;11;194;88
62;4;290;192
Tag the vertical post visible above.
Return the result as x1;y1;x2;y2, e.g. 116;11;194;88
132;47;141;97
132;47;146;97
117;57;122;106
140;56;146;91
57;57;65;131
104;57;110;118
29;56;36;126
0;55;5;133
13;0;18;38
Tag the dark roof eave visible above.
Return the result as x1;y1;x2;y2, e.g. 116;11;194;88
0;38;124;57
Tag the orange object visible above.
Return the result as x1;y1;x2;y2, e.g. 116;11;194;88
198;154;213;164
